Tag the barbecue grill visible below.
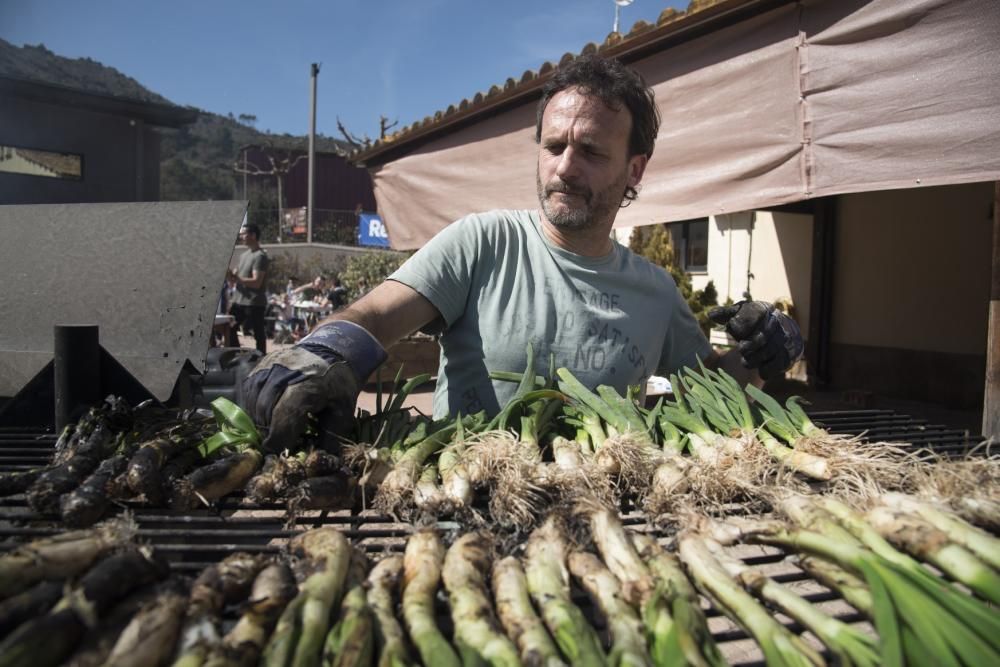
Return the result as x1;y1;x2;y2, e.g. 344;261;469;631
0;410;984;665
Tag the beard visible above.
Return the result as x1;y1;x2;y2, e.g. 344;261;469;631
536;167;628;230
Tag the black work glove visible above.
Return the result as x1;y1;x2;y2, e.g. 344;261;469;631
707;300;803;381
242;321;387;452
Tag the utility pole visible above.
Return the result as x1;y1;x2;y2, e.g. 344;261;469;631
307;63;320;244
613;0;634;34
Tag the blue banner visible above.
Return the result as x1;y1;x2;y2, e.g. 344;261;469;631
357;212;390;247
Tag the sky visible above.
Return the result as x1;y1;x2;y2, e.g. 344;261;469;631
1;0;687;141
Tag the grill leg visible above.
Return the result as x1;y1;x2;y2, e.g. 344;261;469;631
54;324;100;432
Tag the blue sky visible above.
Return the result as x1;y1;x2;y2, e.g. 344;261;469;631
1;0;686;140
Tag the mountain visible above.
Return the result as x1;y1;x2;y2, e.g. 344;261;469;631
0;39;351;201
0;40;172;104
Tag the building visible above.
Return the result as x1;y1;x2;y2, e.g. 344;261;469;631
348;0;1000;426
0;76;197;204
238;145;376;214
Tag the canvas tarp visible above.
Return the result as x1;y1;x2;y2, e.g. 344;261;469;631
370;0;1000;250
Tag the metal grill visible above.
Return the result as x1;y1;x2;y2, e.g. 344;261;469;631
808;409;982;456
0;410;985;666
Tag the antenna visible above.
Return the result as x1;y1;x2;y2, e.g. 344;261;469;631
613;0;634;34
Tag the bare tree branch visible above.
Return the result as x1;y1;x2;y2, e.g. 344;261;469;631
335;115;400;150
379;115;398;138
336;116;369;149
231;144;309;240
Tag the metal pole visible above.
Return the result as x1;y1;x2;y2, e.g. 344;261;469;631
54;325;100;432
308;63;319;245
984;181;1000;439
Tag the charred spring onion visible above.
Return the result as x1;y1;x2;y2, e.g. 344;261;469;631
567;550;652;667
322;549;374;667
366;555;413;667
524;516;605;667
401;530;460;667
442;532;521;667
678;532;824;667
491;555;564;667
262;528;351;667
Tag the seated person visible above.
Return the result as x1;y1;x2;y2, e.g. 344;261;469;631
270;293;307;343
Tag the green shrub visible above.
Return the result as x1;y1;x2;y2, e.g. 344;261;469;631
340;249;412;301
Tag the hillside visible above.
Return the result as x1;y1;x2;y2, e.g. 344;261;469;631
0;39;351;201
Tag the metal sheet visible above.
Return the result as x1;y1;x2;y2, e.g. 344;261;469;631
0;201;247;400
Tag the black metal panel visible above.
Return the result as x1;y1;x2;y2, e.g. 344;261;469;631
0;201;247;402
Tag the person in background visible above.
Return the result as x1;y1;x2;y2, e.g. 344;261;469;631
270;291;307;343
325;276;348;312
291;275;326;301
227;223;269;354
242;55;803;450
290;275;328;329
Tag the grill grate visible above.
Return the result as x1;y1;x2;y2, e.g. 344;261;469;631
808;409;982;455
0;410;985;666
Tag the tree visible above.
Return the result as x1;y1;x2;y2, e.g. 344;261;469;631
232;145;307;241
336;115;399;152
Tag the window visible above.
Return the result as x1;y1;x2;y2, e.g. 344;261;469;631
0;145;82;180
668;218;708;272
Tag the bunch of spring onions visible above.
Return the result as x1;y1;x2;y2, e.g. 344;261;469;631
707;493;1000;666
350;350;919;524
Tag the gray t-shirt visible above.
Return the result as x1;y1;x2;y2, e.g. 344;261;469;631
390;209;712;418
232;248;269;307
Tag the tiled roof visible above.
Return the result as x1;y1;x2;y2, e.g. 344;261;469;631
350;0;768;166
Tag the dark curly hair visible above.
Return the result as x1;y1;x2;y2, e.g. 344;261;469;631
535;55;660;205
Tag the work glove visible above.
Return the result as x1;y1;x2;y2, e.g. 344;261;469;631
242;320;387;453
707;300;803;381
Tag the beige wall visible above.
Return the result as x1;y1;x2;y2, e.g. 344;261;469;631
833;183;994;355
751;211;814;330
701;211;813;346
701;212;749;301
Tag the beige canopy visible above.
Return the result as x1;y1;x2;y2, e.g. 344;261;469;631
366;0;1000;250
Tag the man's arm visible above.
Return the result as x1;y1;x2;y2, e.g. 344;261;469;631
233;269;265;290
322;279;441;349
228;256;267;290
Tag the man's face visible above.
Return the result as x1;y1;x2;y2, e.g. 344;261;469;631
536;87;647;231
239;228;256;246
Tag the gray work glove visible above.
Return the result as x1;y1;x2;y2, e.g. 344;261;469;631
242;321;387;452
707;300;803;381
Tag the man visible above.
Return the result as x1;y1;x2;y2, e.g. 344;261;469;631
228;223;269;354
243;56;802;451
